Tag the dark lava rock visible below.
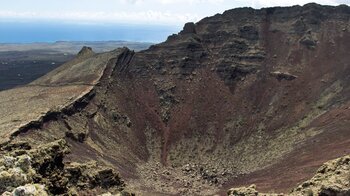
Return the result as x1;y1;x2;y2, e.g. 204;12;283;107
300;34;317;48
180;22;197;35
239;26;259;40
270;71;297;81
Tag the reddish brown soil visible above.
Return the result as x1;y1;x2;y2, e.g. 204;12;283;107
221;106;350;194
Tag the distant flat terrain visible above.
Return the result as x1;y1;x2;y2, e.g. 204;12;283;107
0;41;153;53
0;41;153;91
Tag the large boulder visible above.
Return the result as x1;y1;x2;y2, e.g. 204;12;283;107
291;155;350;196
227;155;350;196
0;139;127;195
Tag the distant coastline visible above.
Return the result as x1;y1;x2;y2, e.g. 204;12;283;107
0;40;154;53
0;21;181;43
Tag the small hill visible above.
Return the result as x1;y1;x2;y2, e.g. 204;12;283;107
0;41;152;91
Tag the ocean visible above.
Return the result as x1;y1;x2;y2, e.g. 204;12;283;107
0;21;181;43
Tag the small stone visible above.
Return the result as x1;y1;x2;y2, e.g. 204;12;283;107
163;170;171;175
3;156;16;168
227;184;258;196
15;155;31;172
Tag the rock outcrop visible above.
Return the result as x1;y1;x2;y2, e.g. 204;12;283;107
0;139;128;195
270;71;297;81
77;46;95;58
2;184;49;196
228;184;260;196
291;154;350;196
227;155;350;196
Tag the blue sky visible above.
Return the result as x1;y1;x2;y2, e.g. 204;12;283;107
0;0;349;25
0;0;348;43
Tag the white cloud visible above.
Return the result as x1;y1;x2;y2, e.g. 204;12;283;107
0;10;200;25
0;0;348;24
120;0;144;4
249;0;347;8
157;0;224;4
119;0;348;6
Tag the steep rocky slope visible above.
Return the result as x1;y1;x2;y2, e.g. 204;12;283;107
0;47;134;195
228;155;350;195
0;3;349;195
0;47;127;144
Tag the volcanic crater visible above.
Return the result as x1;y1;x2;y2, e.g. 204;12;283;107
0;3;350;196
